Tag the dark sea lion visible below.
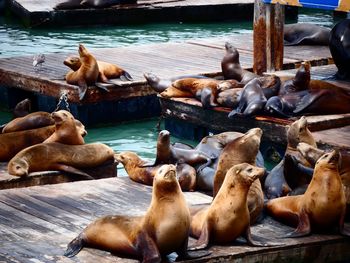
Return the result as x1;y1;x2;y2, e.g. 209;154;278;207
143;72;209;93
228;78;267;118
189;163;266;250
264;159;291;199
13;98;31;118
278;61;311;96
266;150;350;237
54;0;82;10
150;130;215;171
65;44;99;100
8;142;115;178
212;128;264;224
221;42;258;84
0;125;55;162
329;19;350;80
43;110;85;145
64;55;133;82
64;164;209;261
2;111;54;133
115;151;196;191
284;23;331;46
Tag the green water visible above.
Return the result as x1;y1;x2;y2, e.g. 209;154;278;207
0;8;338;175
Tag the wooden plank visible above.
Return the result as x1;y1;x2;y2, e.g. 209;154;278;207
312;125;350;151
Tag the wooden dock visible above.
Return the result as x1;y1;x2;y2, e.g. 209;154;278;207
0;34;332;125
0;176;349;262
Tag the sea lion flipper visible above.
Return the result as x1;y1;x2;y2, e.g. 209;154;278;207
50;164;94;180
64;233;85;257
77;80;88;100
285;209;311;238
339;211;350;237
120;71;133;81
188;221;211;251
293;91;325;114
136;230;161;263
95;82;111;92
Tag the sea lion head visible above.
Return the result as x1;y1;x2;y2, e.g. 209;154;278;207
115;151;144;166
226;163;265;187
78;44;89;57
144;72;160;85
158;130;170;144
64;55;81;71
74;119;87;137
223;42;239;63
297;142;324;165
51;110;75;126
287;116;316;149
153;164;180;195
8;158;29;177
293;61;311;89
13;98;32;118
241;127;262;145
315;150;340;171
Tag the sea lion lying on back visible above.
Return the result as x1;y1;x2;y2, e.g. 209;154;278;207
65;44;99;100
64;164;209;261
64;55;133;82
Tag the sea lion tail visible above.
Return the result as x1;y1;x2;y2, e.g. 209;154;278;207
64;233;85;258
120;71;133;81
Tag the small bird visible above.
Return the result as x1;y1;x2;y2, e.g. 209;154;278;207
33;54;45;67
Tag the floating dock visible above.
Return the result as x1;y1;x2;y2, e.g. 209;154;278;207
5;0;298;28
0;34;332;125
0;176;349;262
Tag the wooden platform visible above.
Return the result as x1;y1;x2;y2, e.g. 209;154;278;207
0;34;332;125
0;176;349;262
0;161;118;190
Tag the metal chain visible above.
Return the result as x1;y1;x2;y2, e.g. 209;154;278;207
54;91;70;112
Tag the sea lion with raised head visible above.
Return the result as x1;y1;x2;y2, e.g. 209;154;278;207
221;42;258;84
65;44;99;100
13;98;31;118
278;62;311;96
43;110;85;145
266;150;350;237
8;142;114;178
115;151;196;191
64;164;209;261
189;163;266;250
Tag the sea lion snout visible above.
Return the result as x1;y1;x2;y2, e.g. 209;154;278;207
157;164;176;181
159;130;170;138
318;150;340;167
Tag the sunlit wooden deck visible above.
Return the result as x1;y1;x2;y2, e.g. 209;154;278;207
0;176;349;262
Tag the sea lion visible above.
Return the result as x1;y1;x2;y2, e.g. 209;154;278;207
149;130;215;171
228;78;267;118
65;44;99;100
297;143;350;218
329;19;350;80
64;164;209;261
54;0;82;10
212;128;264;224
81;0;137;8
8;142;115;178
221;42;258;84
266;150;350;237
284;23;331;46
144;72;209;93
278;62;311;96
64;55;133;82
189;163;266;250
159;86;193;98
0;125;56;162
13;98;31;118
43;110;85;145
2;111;54;133
264;116;316;199
115;151;196;191
216;88;242;108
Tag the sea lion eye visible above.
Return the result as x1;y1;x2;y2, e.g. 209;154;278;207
16;165;21;170
247;168;253;173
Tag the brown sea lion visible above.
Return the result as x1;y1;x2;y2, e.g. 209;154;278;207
64;55;133;82
278;61;311;96
212;128;264;224
13;98;31;118
284;23;331;46
189;163;266;250
115;151;196;191
2;111;54;133
266;150;350;237
8;142;114;178
64;164;209;261
159;86;193;98
221;42;258;84
149;130;215;172
264;116;316;199
216;88;242;108
228;78;267;118
65;44;99;100
43;110;85;145
0;125;55;162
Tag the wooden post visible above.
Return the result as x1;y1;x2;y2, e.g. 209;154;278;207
253;0;284;74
